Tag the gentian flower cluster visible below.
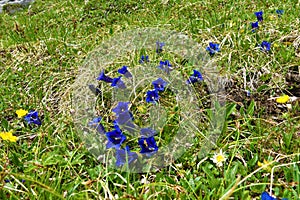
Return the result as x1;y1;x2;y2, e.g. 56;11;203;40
88;103;159;166
97;66;132;89
90;62;166;166
250;11;274;52
88;115;136;166
1;109;42;143
251;11;263;32
146;77;168;104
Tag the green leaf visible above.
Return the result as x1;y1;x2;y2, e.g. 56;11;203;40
226;103;236;119
257;84;269;92
246;100;255;116
247;154;258;167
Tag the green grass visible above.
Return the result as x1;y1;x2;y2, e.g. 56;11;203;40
0;0;300;199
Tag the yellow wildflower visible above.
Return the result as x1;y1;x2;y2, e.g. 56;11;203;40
258;159;272;172
16;109;28;118
0;130;18;142
273;43;279;48
276;95;290;104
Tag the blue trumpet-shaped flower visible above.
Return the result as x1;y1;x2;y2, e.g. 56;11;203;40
138;136;158;157
260;41;271;52
186;69;203;84
157;60;172;74
192;70;203;80
146;89;159;104
139;55;149;64
115;146;138;167
24;110;42;125
251;21;259;32
88;117;105;134
97;70;113;83
106;128;126;149
261;191;288;200
156;41;165;53
111;76;126;89
112;102;130;116
113;103;135;133
152;78;168;92
88;84;101;96
118;66;132;78
115;112;133;125
206;42;220;56
255;11;263;22
140;128;156;137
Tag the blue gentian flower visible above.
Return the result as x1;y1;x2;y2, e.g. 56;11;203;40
112;102;135;130
152;78;168;92
97;70;113;83
111;76;126;89
261;192;276;200
112;102;130;116
121;121;136;133
276;9;284;17
88;117;105;134
206;42;220;56
186;76;199;84
115;146;138;167
186;70;203;84
139;55;149;64
115;112;136;133
251;21;259;32
140;128;156;137
261;41;271;52
146;89;159;103
156;41;165;53
106;128;126;149
113;120;122;132
24;110;42;125
138;136;158;157
246;90;251;97
88;84;101;96
115;112;132;125
157;60;172;74
192;70;203;80
118;66;132;78
255;11;263;22
261;191;288;200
